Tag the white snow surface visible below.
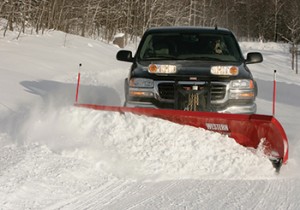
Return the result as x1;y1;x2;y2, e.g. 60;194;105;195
0;29;300;209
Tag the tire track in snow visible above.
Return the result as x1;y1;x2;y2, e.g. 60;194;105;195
53;181;178;210
53;180;131;210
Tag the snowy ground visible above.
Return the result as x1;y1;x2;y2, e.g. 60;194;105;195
0;29;300;209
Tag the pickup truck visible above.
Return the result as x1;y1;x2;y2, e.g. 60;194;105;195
116;26;263;114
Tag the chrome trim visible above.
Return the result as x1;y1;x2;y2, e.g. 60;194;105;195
155;80;229;103
218;103;257;114
126;80;256;114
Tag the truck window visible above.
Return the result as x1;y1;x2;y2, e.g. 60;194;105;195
138;33;242;62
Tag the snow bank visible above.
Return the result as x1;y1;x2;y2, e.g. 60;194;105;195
5;103;273;181
240;41;290;54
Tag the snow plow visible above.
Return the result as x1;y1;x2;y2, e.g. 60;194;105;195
74;103;288;172
73;26;289;172
74;67;288;173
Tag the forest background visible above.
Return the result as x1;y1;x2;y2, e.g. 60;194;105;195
1;0;300;45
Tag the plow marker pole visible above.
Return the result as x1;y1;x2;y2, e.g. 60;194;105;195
273;70;277;116
75;64;82;103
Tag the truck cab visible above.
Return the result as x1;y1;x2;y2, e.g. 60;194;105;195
117;26;262;114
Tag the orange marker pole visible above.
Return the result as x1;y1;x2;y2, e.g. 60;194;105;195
75;63;82;103
272;70;277;116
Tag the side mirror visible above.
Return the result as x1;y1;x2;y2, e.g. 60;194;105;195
246;52;263;64
116;50;133;62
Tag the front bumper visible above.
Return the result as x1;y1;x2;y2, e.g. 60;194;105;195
125;100;256;114
125;80;257;114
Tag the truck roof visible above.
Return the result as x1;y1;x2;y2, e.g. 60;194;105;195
145;26;232;35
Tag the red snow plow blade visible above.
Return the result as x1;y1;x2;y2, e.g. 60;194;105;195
74;103;288;171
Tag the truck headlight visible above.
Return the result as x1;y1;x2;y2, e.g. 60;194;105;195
129;91;154;97
148;64;177;74
129;78;154;88
229;79;255;99
211;66;239;76
230;79;254;89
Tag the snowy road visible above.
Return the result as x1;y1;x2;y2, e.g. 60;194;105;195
0;31;300;209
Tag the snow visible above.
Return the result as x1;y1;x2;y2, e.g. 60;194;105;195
1;29;300;209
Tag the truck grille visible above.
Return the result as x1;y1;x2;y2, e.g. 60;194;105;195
158;83;226;100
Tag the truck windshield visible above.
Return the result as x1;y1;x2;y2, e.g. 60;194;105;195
138;33;243;62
